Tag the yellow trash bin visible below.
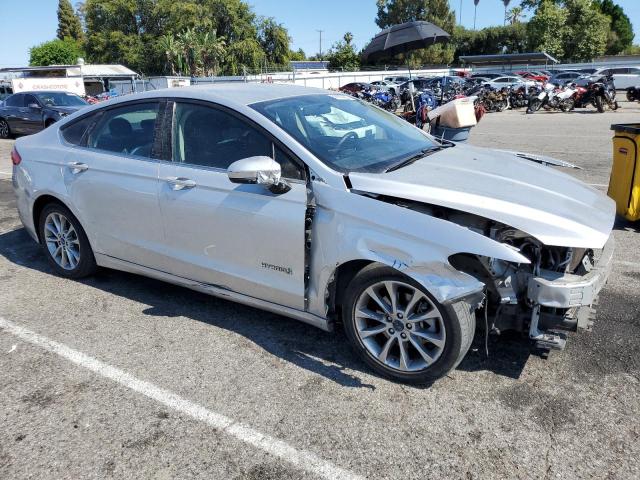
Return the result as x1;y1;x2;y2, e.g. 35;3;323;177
608;124;640;221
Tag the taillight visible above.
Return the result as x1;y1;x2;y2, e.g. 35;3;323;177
11;147;21;166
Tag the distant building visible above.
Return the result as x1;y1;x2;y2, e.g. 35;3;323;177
0;63;139;96
290;61;329;72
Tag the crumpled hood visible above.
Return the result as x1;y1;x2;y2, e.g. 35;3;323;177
348;143;615;248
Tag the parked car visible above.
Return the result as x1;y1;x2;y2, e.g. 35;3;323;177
548;71;583;86
384;75;410;84
370;80;399;95
576;67;640;90
516;71;549;82
482;76;536;89
11;84;615;384
0;91;88;138
0;84;13;101
470;72;504;80
339;82;374;96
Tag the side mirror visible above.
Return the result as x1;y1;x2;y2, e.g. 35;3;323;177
227;156;290;194
28;103;41;109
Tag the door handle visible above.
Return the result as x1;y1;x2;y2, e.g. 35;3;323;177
67;162;89;174
166;177;196;190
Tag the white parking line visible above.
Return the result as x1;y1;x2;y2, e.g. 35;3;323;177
0;317;362;480
615;260;640;269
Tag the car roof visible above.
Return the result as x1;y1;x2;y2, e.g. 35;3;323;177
108;83;333;107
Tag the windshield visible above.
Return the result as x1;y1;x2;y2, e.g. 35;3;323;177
251;94;439;173
34;92;87;107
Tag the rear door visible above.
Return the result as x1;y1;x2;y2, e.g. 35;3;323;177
21;94;44;134
156;100;308;309
65;100;167;269
3;94;24;133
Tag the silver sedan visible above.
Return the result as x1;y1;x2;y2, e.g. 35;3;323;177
11;84;615;384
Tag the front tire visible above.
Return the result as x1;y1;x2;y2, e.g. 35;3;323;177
595;95;604;113
342;266;476;384
38;203;97;279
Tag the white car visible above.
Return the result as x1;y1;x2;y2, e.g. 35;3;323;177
11;84;615;384
579;67;640;90
370;80;399;95
384;75;410;84
483;76;536;89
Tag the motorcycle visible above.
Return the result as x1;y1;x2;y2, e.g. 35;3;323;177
575;75;618;112
373;89;400;111
508;85;529;110
527;83;574;113
626;86;640;103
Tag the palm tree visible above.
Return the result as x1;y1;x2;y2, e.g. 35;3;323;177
159;34;179;76
507;6;523;25
178;28;199;76
502;0;511;26
198;30;226;77
474;0;480;30
344;32;354;46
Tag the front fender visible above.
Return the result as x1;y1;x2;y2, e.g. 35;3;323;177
307;183;529;317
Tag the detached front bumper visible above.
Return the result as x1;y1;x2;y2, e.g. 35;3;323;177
527;235;615;330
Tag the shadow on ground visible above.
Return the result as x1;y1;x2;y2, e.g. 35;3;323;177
614;216;640;233
9;226;625;387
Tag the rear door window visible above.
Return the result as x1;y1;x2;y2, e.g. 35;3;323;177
61;114;97;146
5;94;23;107
87;102;160;158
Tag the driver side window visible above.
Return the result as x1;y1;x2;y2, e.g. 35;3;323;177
172;102;304;180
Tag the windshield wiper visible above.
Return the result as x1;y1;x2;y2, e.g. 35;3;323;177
385;146;445;172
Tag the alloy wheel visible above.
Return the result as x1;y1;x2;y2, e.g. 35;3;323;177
0;120;9;138
353;280;446;372
44;212;81;270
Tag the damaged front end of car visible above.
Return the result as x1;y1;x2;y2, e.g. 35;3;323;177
372;195;615;351
450;223;615;350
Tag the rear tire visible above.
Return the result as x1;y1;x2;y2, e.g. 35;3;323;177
342;265;476;384
38;203;97;279
0;118;11;139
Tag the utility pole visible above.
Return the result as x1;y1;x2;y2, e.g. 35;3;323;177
316;29;324;60
459;0;462;25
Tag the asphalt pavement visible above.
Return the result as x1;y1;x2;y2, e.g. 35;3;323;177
0;102;639;479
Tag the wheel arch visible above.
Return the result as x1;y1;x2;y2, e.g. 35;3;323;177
31;194;91;248
325;256;485;322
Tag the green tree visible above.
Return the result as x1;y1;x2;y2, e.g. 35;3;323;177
527;0;569;58
527;0;610;61
326;32;360;71
29;38;84;66
563;0;609;61
596;0;634;55
453;23;527;60
57;0;84;41
257;17;291;66
289;48;306;61
82;0;283;75
374;0;456;65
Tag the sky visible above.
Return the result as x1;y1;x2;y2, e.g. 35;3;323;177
0;0;639;68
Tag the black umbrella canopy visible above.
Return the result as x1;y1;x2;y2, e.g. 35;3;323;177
361;20;451;63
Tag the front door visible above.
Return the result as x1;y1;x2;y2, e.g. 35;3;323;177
157;100;308;309
66;100;167;269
